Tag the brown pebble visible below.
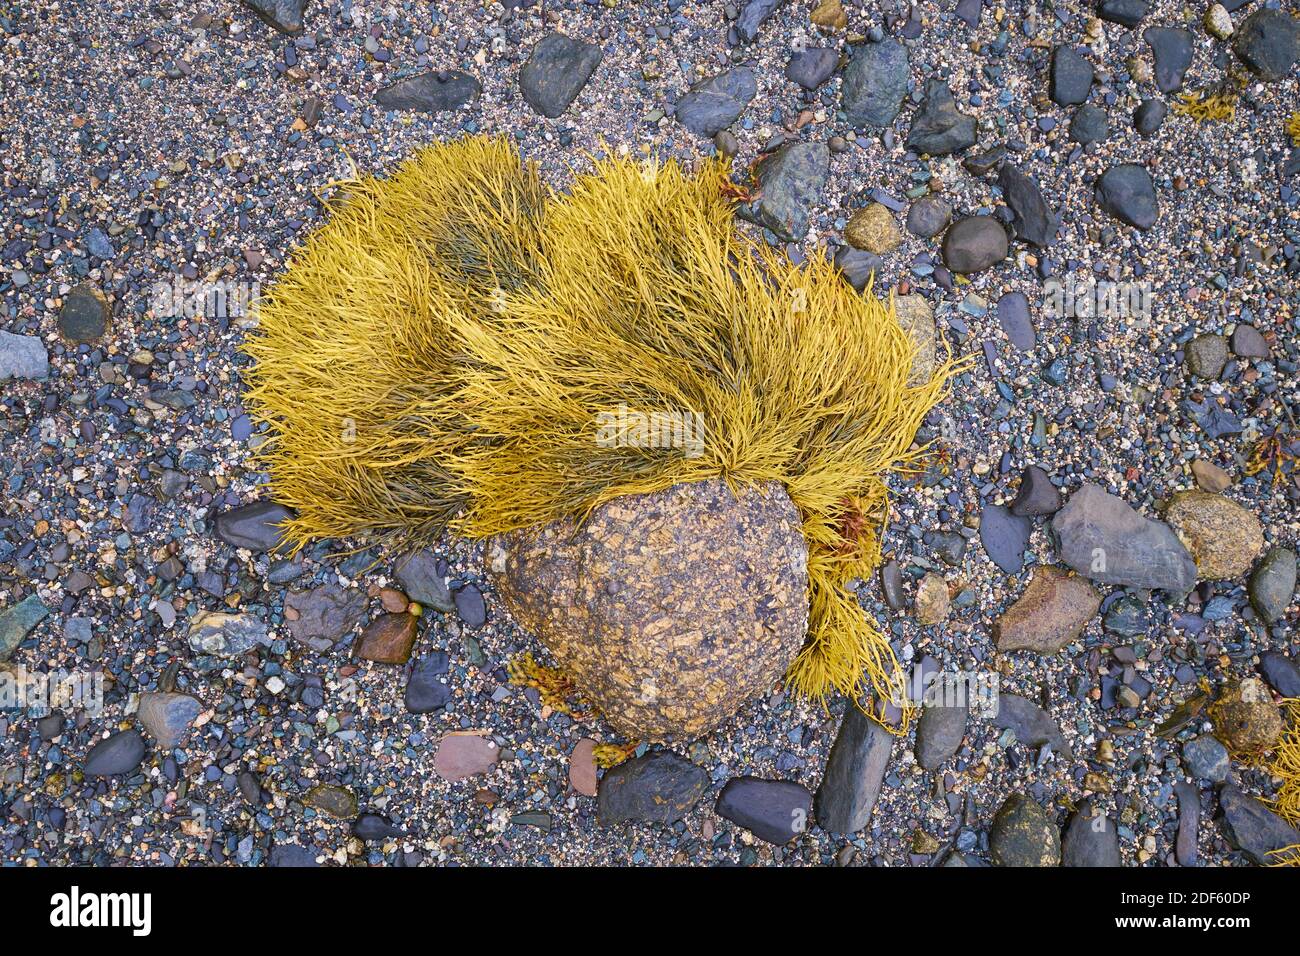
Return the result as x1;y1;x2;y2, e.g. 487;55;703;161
352;612;418;664
569;738;599;797
433;732;500;782
379;588;410;613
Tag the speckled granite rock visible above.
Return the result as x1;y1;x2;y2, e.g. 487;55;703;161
894;294;936;386
1163;490;1263;580
1210;677;1283;754
990;793;1060;866
492;478;809;740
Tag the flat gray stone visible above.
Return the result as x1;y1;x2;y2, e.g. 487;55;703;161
814;706;893;834
0;595;49;661
0;331;49;382
1051;483;1196;592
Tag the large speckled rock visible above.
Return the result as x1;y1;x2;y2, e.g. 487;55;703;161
1163;490;1263;580
1210;677;1283;755
990;793;1061;866
844;203;901;254
491;479;809;741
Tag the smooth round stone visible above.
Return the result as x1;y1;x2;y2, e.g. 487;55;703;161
941;216;1008;274
906;194;952;238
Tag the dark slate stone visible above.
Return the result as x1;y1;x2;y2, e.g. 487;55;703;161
597;750;708;826
880;559;906;610
735;0;784;43
979;503;1031;574
1050;483;1196;592
991;693;1074;759
269;843;320;867
58;284;109;344
1050;46;1094;105
353;813;403;840
394;549;455;612
137;692;201;749
1182;735;1230;782
906;195;952;238
715;776;812;844
964;143;1007;176
833;246;882;292
1010;464;1061;516
675;67;757;136
1259;650;1300;698
1219;786;1300;865
914;698;967;770
1097;0;1148;27
942;216;1008;274
1069;103;1109;144
0;594;48;661
1183;398;1243;439
239;0;308;34
84;729;146;777
1230;323;1270;358
1095;163;1158;230
996;292;1036;352
925;529;968;566
214;500;293;553
1175;781;1201;866
1062;802;1122;866
519;33;602;118
1250;547;1297;624
786;48;838;90
1233;9;1299;82
840;39;910;128
1104;593;1148;637
405;653;452;713
453;583;487;628
1145;27;1194;93
814;706;893;834
375;71;481;112
905;79;977;156
749;141;829;241
998;164;1060;247
1133;98;1168;137
955;0;982;28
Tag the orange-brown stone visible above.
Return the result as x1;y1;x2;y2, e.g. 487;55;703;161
353;612;418;664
